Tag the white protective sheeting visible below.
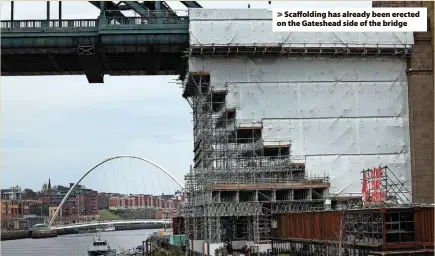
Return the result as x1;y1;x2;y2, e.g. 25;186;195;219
189;57;407;85
262;118;409;156
305;154;410;194
227;81;408;119
187;9;412;196
188;56;411;195
189;9;414;48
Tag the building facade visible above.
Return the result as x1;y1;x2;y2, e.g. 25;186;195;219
108;194;178;215
1;186;22;200
98;193;110;210
41;179;100;219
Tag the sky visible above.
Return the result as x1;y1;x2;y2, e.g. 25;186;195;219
0;1;371;194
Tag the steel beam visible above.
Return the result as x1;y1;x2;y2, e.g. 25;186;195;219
180;1;202;8
142;1;177;16
59;1;62;21
88;1;125;17
100;1;105;14
123;1;150;17
10;1;14;22
47;1;50;20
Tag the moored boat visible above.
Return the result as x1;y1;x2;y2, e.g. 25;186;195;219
87;234;117;256
96;224;116;232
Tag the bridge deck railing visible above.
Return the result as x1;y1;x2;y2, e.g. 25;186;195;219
104;10;188;18
1;19;97;29
107;16;188;26
1;10;189;30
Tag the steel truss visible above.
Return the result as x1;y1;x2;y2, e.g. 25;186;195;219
181;72;330;243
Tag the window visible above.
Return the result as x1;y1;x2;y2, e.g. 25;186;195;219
385;211;415;243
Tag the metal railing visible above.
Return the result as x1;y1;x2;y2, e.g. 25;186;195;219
1;19;97;29
1;10;189;30
106;16;189;25
105;10;189;26
105;9;188;18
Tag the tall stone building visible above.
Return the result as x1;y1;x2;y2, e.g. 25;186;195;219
373;1;434;203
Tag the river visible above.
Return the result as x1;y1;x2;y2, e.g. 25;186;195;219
1;229;162;256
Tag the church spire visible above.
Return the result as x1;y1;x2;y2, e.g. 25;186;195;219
48;178;51;190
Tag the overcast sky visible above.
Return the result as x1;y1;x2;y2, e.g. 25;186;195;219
0;1;371;194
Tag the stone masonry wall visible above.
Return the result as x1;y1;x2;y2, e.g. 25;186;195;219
373;1;434;203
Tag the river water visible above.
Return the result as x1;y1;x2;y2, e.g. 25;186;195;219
1;229;162;256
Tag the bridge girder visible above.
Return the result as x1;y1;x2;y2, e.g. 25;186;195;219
142;1;176;16
88;1;126;17
88;1;202;18
1;1;193;82
180;1;202;8
123;1;151;17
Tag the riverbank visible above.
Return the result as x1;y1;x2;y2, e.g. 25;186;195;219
1;229;158;256
118;233;183;256
1;230;30;241
1;222;167;241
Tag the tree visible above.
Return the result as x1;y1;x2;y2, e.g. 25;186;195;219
215;247;228;256
325;211;350;256
41;183;48;194
29;204;49;217
22;188;38;200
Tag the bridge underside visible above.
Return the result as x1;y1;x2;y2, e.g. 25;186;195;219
1;47;186;82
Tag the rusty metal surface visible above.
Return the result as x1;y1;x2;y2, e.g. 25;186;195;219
172;217;185;235
273;206;434;250
414;206;434;244
273;211;341;241
370;249;434;255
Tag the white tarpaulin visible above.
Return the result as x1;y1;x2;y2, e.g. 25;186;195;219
189;9;414;48
187;9;413;196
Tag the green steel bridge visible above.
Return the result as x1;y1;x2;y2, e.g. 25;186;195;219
1;1;201;83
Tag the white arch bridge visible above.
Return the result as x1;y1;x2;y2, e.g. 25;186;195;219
49;155;184;227
51;219;172;230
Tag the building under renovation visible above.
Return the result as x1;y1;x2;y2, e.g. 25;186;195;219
179;6;431;255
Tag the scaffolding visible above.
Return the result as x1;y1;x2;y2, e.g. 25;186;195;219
362;165;412;207
187;44;412;57
181;72;330;243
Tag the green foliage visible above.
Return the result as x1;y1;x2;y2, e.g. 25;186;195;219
22;188;38;200
41;184;48;194
153;247;184;256
215;247;228;256
29;204;49;216
98;210;121;220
